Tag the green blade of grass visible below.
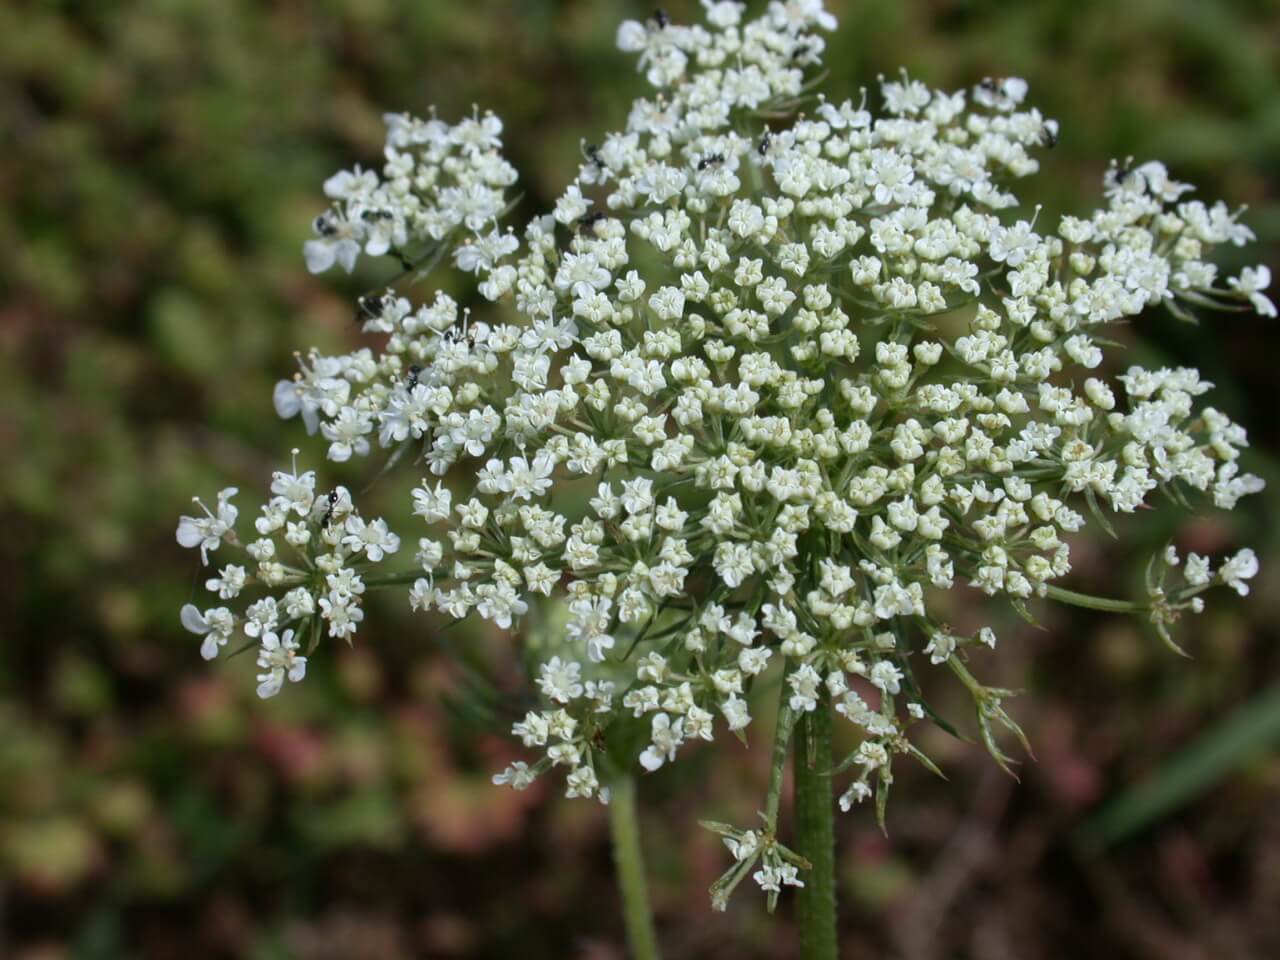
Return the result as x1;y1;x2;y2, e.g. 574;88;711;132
1075;685;1280;855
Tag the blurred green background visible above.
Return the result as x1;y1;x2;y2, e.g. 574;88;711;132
2;1;1279;957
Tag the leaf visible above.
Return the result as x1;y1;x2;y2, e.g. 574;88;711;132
697;819;738;838
831;749;861;775
1152;619;1192;659
977;704;1022;781
905;742;948;781
920;701;972;743
1143;547;1162;595
874;766;891;835
305;613;323;656
1010;597;1045;630
895;655;972;742
1083;487;1118;539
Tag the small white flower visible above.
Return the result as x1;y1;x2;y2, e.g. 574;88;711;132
180;604;235;661
176;488;239;565
304;211;363;274
838;781;873;812
205;564;247;600
319;594;363;640
616;19;649;53
787;664;822;713
565;766;599;799
255;628;307;698
923;632;957;665
493;761;537;790
1228;265;1276;318
869;661;904;696
538;656;584;704
1218;548;1259;596
501;452;556;501
342;515;401;562
639;712;684;772
1185;553;1213;586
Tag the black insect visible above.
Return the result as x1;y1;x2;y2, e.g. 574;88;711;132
313;213;338;237
652;8;669;29
1040;121;1059;149
697;153;724;171
585;143;605;171
758;131;773;156
354;293;387;327
360;208;393;222
320;489;340;526
443;324;477;349
576;211;607;233
406;364;423;389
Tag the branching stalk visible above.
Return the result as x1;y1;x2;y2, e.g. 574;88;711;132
1043;584;1146;614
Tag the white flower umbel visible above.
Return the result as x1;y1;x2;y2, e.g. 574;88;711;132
182;0;1271;919
178;452;402;697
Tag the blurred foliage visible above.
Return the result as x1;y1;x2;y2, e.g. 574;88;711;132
2;0;1279;957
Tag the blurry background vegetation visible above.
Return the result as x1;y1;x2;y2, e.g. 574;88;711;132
2;0;1279;957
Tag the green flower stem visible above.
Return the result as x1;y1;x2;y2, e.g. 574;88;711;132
608;773;661;960
1043;583;1146;614
794;703;838;960
361;569;427;588
947;656;987;699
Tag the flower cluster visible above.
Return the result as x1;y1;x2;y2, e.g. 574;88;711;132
178;451;402;697
701;819;810;913
302;108;517;276
182;0;1270;912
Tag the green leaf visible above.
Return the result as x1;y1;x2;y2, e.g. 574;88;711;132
1083;487;1118;539
874;764;891;835
904;742;948;781
697;819;738;838
1010;597;1045;630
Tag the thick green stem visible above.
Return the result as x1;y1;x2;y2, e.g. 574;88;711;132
794;703;838;960
608;774;661;960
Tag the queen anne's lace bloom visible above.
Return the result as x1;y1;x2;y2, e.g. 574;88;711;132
182;0;1270;911
178;450;401;697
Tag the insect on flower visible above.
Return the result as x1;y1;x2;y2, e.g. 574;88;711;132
575;211;607;234
354;292;388;326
